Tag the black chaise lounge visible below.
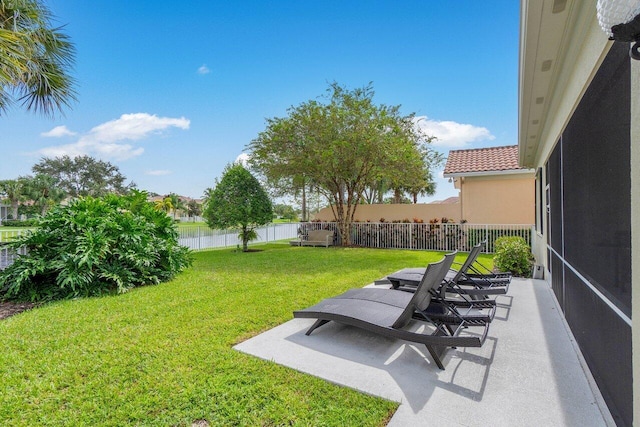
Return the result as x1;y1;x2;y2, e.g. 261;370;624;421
293;257;490;370
334;252;496;324
387;242;511;297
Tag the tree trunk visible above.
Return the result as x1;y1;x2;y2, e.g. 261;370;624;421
11;202;18;219
302;184;307;222
393;188;402;204
242;225;249;252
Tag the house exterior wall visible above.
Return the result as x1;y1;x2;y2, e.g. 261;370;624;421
519;1;635;425
312;203;461;223
459;174;534;224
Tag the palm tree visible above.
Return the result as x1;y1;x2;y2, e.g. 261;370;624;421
0;178;26;219
24;174;66;215
167;193;185;220
154;197;173;215
0;0;77;116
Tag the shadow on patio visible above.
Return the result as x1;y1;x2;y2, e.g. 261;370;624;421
235;278;615;426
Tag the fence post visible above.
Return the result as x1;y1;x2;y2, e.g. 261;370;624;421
198;226;201;250
410;223;413;250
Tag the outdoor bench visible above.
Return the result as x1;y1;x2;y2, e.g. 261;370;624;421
290;229;334;247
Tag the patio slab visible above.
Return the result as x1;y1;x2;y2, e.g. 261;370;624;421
234;278;615;426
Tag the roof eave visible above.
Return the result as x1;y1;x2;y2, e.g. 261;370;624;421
443;168;536;178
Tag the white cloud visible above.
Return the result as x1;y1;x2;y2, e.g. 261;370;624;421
413;116;494;147
38;142;87;158
40;125;77;138
235;153;250;166
197;64;210;75
37;113;190;161
146;170;172;176
83;113;190;144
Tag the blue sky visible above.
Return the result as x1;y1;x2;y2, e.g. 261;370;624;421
1;1;520;203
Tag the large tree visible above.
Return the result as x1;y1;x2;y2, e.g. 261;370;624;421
203;163;273;252
32;155;132;197
0;0;76;116
248;82;440;245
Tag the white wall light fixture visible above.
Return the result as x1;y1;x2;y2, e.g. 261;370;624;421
597;0;640;59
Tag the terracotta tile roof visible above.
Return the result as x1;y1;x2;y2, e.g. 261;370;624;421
443;145;525;175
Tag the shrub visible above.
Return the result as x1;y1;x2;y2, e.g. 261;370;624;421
493;236;534;277
0;191;192;302
1;219;38;227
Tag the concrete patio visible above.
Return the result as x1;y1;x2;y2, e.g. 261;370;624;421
235;278;616;426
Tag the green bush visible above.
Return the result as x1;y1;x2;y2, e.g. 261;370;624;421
466;227;531;252
1;219;38;227
0;191;192;302
493;236;534;277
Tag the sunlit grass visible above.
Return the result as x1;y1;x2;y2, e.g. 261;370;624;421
0;244;493;426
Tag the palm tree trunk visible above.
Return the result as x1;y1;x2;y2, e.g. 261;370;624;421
302;184;307;222
242;225;249;252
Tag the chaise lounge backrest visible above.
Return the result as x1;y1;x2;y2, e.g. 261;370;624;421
449;242;484;282
391;253;455;329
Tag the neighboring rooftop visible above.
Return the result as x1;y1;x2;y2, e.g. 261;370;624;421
443;145;528;176
429;196;459;204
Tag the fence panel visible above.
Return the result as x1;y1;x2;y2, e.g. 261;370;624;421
299;222;533;253
177;223;300;250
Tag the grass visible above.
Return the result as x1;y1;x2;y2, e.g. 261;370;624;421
176;221;207;229
0;244;494;426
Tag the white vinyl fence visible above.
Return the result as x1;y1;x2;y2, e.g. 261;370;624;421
178;223;300;250
298;222;534;253
0;229;30;270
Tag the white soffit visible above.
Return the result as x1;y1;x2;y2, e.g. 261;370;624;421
519;0;573;168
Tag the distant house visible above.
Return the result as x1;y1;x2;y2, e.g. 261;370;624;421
519;1;636;425
0;203;8;223
443;145;535;224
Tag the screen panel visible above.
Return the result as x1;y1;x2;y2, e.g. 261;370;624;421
564;268;632;426
560;42;631;316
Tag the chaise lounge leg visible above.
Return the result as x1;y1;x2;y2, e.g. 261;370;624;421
306;319;330;335
425;344;447;370
425;327;451;370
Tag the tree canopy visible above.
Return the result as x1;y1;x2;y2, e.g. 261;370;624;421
0;0;77;116
203;163;273;252
32;155;133;197
248;82;441;245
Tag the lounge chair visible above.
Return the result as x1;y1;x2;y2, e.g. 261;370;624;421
338;252;496;324
293;257;490;370
387;242;510;297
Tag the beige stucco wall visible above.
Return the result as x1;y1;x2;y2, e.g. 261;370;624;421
312;203;461;223
459;174;535;224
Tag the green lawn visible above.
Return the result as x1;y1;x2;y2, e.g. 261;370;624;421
0;245;494;426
